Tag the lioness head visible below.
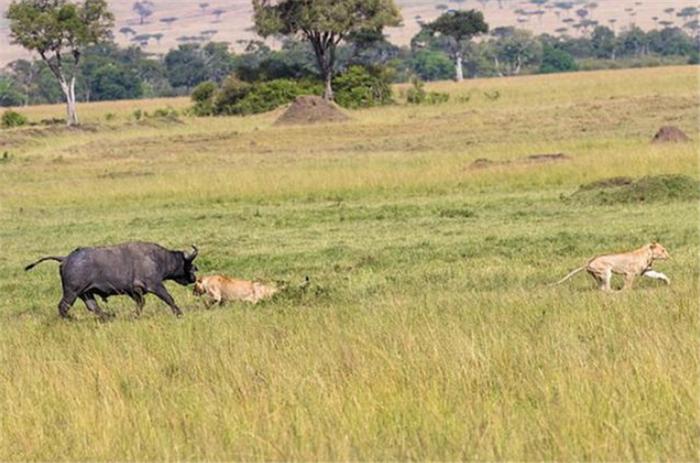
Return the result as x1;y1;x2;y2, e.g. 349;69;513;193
650;242;670;260
193;277;206;295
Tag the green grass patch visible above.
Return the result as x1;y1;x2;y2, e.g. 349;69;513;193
570;174;700;205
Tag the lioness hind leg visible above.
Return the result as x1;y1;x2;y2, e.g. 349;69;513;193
589;267;613;291
587;269;607;291
602;269;613;291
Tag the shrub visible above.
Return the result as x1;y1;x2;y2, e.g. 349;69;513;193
576;55;687;71
406;77;426;103
332;65;393;109
1;110;27;128
193;76;322;116
229;79;321;115
191;81;217;116
410;49;455;81
213;76;252;115
406;77;449;105
192;81;218;103
424;91;450;104
539;45;578;74
152;107;179;118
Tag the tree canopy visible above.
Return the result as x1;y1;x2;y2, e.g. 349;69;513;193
428;9;489;45
8;0;113;61
426;9;488;80
6;0;113;124
253;0;402;100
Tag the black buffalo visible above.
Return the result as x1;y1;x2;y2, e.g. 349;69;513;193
25;242;199;319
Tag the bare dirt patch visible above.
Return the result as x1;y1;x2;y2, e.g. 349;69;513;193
274;96;350;126
470;158;498;169
0;123;100;149
468;153;570;169
652;126;690;143
97;170;155;180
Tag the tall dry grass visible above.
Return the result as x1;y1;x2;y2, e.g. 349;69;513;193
0;66;698;460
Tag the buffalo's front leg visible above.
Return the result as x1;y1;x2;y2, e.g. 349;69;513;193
150;284;183;317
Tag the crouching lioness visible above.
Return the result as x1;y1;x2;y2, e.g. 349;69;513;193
193;275;279;306
554;242;670;291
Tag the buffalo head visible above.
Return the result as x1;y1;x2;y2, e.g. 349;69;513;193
174;245;199;285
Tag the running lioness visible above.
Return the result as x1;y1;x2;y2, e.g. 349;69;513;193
193;275;279;306
554;242;670;291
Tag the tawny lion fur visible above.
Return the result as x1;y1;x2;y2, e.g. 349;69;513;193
554;242;670;291
193;275;279;306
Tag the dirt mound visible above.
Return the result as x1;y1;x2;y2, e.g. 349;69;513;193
274;96;349;126
652;126;690;143
470;158;497;169
570;174;700;205
469;153;570;169
525;153;570;163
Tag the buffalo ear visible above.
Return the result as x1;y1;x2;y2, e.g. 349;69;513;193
185;245;199;261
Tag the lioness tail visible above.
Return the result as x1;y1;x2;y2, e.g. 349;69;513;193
552;266;585;285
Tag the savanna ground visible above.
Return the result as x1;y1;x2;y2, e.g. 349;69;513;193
0;66;698;460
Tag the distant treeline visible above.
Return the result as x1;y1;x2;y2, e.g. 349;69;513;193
0;24;697;107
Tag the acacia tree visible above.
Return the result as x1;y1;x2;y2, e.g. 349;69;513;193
132;1;154;25
426;10;488;82
6;0;113;126
253;0;402;101
489;28;541;76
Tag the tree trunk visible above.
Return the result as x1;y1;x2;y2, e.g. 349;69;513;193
59;77;79;126
494;57;503;77
323;73;333;101
455;54;464;82
308;31;338;101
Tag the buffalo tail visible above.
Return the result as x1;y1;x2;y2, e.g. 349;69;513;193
24;256;64;272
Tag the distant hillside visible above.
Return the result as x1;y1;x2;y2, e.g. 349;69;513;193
0;0;687;66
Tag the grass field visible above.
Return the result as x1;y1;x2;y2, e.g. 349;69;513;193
0;66;698;460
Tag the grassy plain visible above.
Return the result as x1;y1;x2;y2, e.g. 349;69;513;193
0;66;698;460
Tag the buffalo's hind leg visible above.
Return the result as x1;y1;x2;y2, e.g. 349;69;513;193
150;284;183;317
130;289;145;317
80;293;114;321
58;292;78;318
